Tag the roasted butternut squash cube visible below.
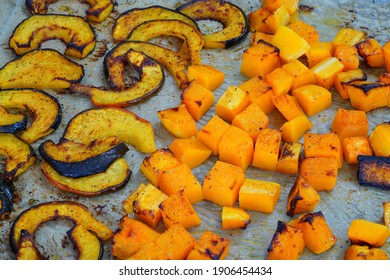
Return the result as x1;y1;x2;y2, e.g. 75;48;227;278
342;137;373;165
300;157;338;191
306;41;333;69
332;28;365;49
128;241;168;260
140;148;181;187
271;93;305;121
158;104;198;138
293;211;337;254
346;81;389;112
334;69;367;99
168;137;211;169
122;183;149;214
267;220;305;260
348;219;390;247
159;190;201;230
383;201;390;229
357;155;390;189
181;80;215;121
368;122;390;157
197;114;231;156
333;44;360;71
239;178;281;213
276;142;302;174
292;84;332;116
250;31;274;46
331;108;369;142
344;245;389;260
252;128;282;171
215;85;251;123
282;59;316;90
187;64;225;91
154;224;196;260
186;230;230;260
311;57;344;89
271;26;310;62
159;162;203;204
383;40;390;73
286;176;320;217
240;40;281;78
280;115;312;143
238;76;275;114
264;4;290;34
266;67;294;96
248;8;273;33
287;20;319;43
202;160;245;207
232;103;269;142
218;126;254;170
262;0;300;14
356;38;385;68
221;206;251;230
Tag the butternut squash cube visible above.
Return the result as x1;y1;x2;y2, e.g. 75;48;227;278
215;85;251;123
128;241;168;260
262;0;300;14
202;160;245;207
239;178;281;213
266;67;294;96
238;76;275;114
267;220;305;260
197;114;231;156
221;206;251;230
122;182;149;214
276;142;303;175
159;162;203;204
248;8;273;34
334;69;367;99
293;211;337;254
306;41;333;68
250;31;274;46
310;57;344;89
140;148;181;187
168;137;211;169
181;80;214;121
232;103;269;142
356;38;385;68
292;84;332;116
331;108;369;142
187;64;224;91
158;104;198;138
271;93;305;121
342;137;373;165
159;190;201;230
271;25;310;62
282;59;316;90
333;44;360;71
383;40;390;73
348;219;390;247
332;28;365;49
264;4;290;34
280;115;312;143
240;40;281;78
287;20;319;43
300;157;338;191
286;176;320;217
252;128;282;171
368;122;390;157
186;230;230;260
346;81;389;112
383;201;390;229
344;245;389;260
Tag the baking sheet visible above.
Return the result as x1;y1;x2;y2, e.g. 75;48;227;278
0;0;389;260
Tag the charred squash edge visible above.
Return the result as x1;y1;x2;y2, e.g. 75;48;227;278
0;111;28;134
357;155;390;189
16;229;43;260
67;225;104;260
0;178;14;220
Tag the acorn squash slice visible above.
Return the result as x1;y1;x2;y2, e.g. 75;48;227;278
0;49;84;90
39;136;129;178
26;0;114;23
176;0;249;49
0;178;14;220
70;49;164;107
41;158;131;196
0;133;36;181
9;14;96;59
104;41;189;90
67;225;104;260
16;230;43;260
9;201;113;253
0;107;27;134
0;89;61;143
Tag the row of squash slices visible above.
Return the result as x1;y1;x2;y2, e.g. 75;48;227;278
0;0;251;259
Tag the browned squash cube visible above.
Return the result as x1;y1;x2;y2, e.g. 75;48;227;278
286;176;320;217
344;245;388;260
186;230;230;260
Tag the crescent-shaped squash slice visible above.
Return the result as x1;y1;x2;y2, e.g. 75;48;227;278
70;49;164;107
16;230;43;260
0;49;84;90
176;0;249;49
0;133;36;181
128;19;204;65
26;0;114;23
41;158;131;196
67;225;104;260
9;14;96;59
62;107;156;154
10;201;114;253
104;41;189;90
39;136;129;178
112;5;199;43
0;107;27;134
0;89;61;143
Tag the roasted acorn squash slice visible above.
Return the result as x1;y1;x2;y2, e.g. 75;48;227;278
0;107;27;134
176;0;249;49
26;0;114;23
39;136;129;178
62;107;156;154
0;49;84;90
9;14;96;59
67;225;104;260
104;41;189;90
0;178;14;220
71;49;164;107
41;158;131;196
16;230;43;260
0;89;61;143
0;133;36;181
10;200;113;252
128;19;204;65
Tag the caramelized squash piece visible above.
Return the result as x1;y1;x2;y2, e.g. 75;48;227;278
368;122;390;157
357;155;390;189
356;38;385;68
187;64;224;91
248;8;273;34
348;219;390;247
306;41;333;69
122;183;149;215
331;108;368;142
276;142;303;175
181;80;215;121
266;67;294;96
300;157;338;191
264;5;290;34
342;137;373;165
252;128;281;171
280;115;312;143
216;85;251;123
286;176;320;217
187;230;230;260
333;44;360;71
292;84;332;117
310;57;344;89
332;28;365;49
346;81;389;112
250;31;274;46
271;93;305;121
344;245;389;260
282;59;316;90
158;104;198;139
334;69;367;99
221;206;251;230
